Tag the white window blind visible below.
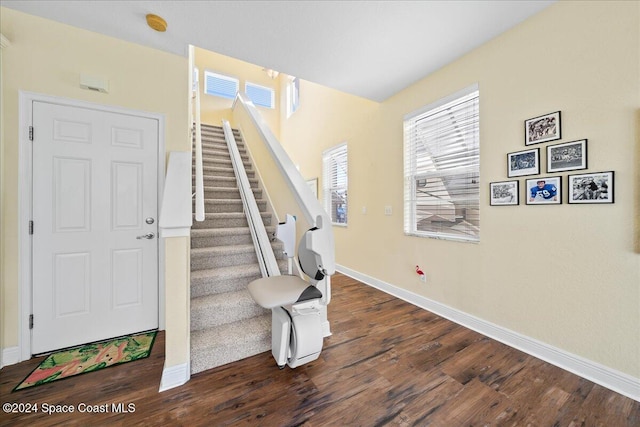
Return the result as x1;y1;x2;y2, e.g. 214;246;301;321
403;86;480;242
323;143;348;225
245;82;275;108
204;71;238;99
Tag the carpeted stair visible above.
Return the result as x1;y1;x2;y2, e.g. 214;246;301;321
190;124;285;374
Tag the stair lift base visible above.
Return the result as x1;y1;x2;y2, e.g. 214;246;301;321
248;214;332;370
272;300;323;369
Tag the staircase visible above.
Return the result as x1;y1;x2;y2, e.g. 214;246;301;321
190;124;284;374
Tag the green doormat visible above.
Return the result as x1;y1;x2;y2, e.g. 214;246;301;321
14;330;157;391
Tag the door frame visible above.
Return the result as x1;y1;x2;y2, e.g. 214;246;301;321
18;91;166;361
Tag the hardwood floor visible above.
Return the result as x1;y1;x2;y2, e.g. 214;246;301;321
1;273;638;426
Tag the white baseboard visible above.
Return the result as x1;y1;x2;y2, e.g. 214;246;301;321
159;362;190;392
336;265;640;403
1;346;20;369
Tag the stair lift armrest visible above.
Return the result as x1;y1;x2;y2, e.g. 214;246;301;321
275;214;296;257
318;275;331;307
296;220;333;307
298;217;335;286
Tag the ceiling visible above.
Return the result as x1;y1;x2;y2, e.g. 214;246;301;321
1;0;555;101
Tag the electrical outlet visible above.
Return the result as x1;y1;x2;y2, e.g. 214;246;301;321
384;205;392;216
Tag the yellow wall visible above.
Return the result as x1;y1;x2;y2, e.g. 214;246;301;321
278;1;640;378
195;47;280;137
277;77;381;264
0;8;191;368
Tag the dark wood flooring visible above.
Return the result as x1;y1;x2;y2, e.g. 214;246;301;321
1;273;638;426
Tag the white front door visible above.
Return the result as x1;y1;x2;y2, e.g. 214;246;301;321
31;101;159;354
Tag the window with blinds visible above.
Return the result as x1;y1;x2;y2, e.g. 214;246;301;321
204;71;238;99
245;82;275;109
403;86;480;242
323;143;348;225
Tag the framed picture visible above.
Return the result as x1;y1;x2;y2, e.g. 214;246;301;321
508;148;540;177
490;181;519;206
526;176;561;205
547;139;587;173
525;111;561;145
568;171;614;204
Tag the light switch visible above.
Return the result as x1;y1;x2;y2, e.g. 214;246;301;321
384;206;392;216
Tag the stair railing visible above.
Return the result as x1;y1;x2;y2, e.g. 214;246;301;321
232;93;335;316
222;120;281;278
192;81;205;222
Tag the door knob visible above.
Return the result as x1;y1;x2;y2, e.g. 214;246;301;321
136;232;155;240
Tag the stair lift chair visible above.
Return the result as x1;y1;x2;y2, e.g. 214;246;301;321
248;215;334;369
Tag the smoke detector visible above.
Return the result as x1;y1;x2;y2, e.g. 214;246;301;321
146;14;167;32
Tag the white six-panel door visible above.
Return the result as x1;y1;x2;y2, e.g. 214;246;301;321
32;101;159;354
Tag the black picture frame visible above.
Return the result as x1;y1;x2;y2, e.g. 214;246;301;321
547;139;587;173
568;171;614;204
525;176;562;205
490;181;519;206
525;111;561;145
507;148;540;178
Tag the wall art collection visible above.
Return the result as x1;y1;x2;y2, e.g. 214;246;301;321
490;111;614;206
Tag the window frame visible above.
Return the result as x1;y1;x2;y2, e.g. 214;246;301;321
323;142;348;227
403;84;480;243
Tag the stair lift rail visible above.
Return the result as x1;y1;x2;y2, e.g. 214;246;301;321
233;93;335;306
222;120;281;278
233;94;336;369
224;120;327;369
